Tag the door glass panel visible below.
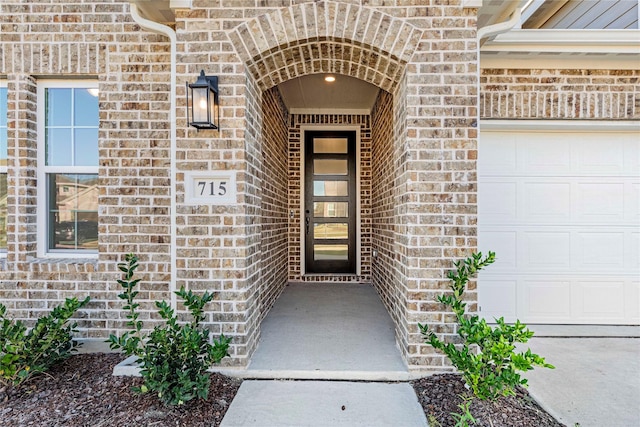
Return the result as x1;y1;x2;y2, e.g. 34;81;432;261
314;244;348;261
314;202;348;218
314;159;347;175
314;181;348;196
314;223;348;240
313;138;348;154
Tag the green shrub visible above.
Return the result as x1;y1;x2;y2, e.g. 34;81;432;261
419;251;554;401
0;296;90;387
451;394;477;427
107;253;231;406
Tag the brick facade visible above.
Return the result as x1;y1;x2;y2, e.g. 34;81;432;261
1;0;634;372
259;87;289;318
481;69;640;120
371;89;408;359
0;1;174;341
0;0;482;371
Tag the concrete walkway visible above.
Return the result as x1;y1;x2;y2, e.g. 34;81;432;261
220;282;428;427
525;335;640;427
220;381;427;427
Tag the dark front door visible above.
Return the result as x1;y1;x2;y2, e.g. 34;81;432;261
304;130;357;274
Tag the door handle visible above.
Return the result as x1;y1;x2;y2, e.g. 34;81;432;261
305;210;310;235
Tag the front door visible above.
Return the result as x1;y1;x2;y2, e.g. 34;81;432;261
304;130;357;274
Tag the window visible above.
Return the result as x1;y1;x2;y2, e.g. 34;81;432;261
38;81;99;256
0;82;7;253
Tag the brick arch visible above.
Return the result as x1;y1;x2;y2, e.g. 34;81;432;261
228;1;423;91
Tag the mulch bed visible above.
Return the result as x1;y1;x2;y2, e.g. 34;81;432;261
412;373;564;427
0;354;564;427
0;353;241;427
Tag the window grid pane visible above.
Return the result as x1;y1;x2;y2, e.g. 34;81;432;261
314;159;348;175
313;138;348;154
45;87;98;167
313;181;348;196
314;202;348;218
314;244;348;261
48;174;98;251
313;223;348;240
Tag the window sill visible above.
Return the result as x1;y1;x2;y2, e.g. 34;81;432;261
28;257;98;273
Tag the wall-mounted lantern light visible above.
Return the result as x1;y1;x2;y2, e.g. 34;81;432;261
187;70;219;130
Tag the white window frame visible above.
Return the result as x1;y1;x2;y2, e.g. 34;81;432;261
0;80;7;256
37;80;99;259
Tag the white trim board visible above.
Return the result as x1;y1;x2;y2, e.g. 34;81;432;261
480;54;640;70
290;108;372;115
480;120;640;132
484;29;640;52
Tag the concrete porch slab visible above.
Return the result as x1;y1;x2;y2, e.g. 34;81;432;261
246;282;408;380
220;380;428;427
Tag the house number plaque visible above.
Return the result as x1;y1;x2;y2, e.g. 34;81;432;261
185;171;237;205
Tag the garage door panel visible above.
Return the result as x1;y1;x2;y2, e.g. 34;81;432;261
629;183;640;220
624;139;639;173
478;182;517;222
573;281;625;321
524;182;571;222
628;281;640;322
520;280;572;322
576;232;625;269
479;128;639;325
576;182;625;222
576;137;626;174
479;134;517;174
521;138;571;174
631;233;640;269
522;232;571;269
480;275;638;324
477;278;517;323
478;230;517;269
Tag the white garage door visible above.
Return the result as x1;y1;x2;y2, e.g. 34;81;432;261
478;125;639;325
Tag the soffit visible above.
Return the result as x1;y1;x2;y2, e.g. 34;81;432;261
524;0;638;29
277;74;379;114
478;0;638;30
478;1;639;68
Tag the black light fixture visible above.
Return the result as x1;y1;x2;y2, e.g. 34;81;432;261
187;70;219;130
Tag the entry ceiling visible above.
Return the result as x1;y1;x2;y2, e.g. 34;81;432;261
277;74;379;114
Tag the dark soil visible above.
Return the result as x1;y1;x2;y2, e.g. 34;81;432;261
412;373;565;427
0;353;241;427
0;354;564;427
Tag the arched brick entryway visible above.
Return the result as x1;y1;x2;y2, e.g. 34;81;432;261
229;2;423;368
177;0;479;372
229;2;422;91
